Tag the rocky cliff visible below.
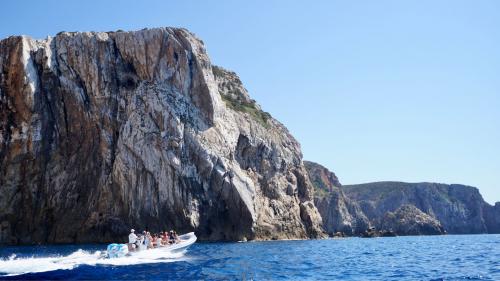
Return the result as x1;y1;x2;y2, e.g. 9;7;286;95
343;182;497;234
305;161;499;236
483;202;500;233
304;161;369;235
378;205;445;236
0;28;324;245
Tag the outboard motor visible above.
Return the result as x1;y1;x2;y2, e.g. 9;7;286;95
107;243;129;258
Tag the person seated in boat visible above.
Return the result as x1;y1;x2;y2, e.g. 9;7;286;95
161;231;168;246
161;231;166;245
143;231;150;249
168;230;177;244
146;232;154;249
168;230;174;244
135;234;145;250
158;233;166;247
155;234;161;247
162;231;168;244
140;230;147;246
152;234;159;248
173;231;180;243
128;229;137;251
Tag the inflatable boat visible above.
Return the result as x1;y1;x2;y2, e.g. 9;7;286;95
106;232;197;258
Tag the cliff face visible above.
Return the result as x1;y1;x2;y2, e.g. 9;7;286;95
483;203;500;233
304;161;341;194
305;161;499;236
378;205;445;236
343;182;495;234
0;28;324;245
304;161;369;235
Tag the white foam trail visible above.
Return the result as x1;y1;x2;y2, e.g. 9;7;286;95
0;248;187;276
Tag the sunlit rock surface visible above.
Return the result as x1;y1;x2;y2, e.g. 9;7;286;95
0;28;324;245
305;161;369;235
378;204;445;236
305;162;500;236
343;182;496;234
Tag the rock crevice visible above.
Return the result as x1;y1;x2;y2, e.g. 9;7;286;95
0;28;324;245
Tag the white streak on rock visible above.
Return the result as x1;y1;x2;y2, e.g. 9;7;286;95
21;36;39;110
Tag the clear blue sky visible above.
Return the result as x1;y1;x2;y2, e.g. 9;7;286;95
1;1;499;203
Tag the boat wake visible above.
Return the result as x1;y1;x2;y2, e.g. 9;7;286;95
0;248;187;276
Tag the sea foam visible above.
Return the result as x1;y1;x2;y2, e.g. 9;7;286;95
0;247;186;276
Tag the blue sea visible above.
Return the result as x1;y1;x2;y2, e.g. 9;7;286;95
0;234;499;280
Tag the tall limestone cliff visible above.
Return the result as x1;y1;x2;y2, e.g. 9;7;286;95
305;161;499;236
377;205;445;236
0;28;324;245
483;202;500;233
343;182;499;234
304;161;369;235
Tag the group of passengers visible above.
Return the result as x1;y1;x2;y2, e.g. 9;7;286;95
128;229;180;251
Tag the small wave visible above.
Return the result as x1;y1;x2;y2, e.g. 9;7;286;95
0;248;187;276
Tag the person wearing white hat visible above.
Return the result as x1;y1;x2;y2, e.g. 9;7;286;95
128;229;138;251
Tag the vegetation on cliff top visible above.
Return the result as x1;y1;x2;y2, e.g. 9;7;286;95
303;161;341;199
221;94;272;128
213;66;272;128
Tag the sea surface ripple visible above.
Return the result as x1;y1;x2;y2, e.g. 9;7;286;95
0;234;499;280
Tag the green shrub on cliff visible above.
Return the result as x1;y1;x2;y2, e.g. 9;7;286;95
221;93;271;128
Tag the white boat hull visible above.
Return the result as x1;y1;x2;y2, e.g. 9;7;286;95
106;232;197;258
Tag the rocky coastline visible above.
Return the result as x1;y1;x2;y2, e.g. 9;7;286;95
0;27;323;245
305;162;499;237
0;27;497;245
